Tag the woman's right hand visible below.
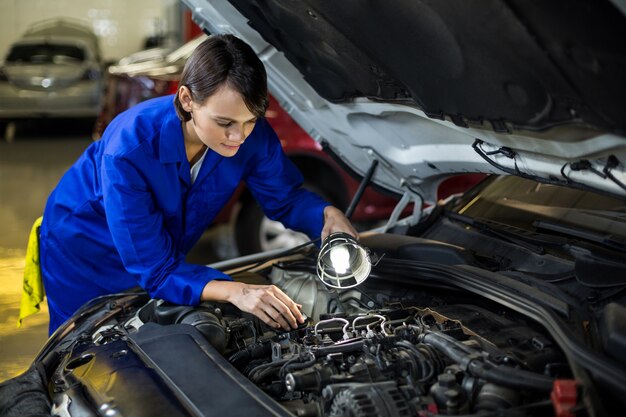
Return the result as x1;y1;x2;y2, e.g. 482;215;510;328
201;280;304;330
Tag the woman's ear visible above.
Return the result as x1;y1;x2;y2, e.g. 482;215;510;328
178;86;193;112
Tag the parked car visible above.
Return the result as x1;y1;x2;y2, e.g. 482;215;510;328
3;1;625;417
0;19;104;139
95;34;483;255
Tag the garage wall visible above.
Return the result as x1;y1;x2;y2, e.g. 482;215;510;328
0;0;182;63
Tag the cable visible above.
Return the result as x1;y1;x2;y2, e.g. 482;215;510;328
473;139;585;189
603;155;626;191
474;139;626;198
561;159;608;185
472;140;531;180
230;237;320;277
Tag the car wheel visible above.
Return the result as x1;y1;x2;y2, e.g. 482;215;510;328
235;185;336;255
235;201;309;254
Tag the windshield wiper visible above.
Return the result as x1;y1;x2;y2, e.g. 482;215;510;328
533;219;626;253
444;212;568;254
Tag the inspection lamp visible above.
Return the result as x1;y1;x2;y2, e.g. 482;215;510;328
317;232;371;289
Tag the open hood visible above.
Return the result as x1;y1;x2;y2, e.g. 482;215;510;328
182;0;626;204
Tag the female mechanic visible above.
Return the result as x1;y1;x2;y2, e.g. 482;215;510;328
39;34;357;335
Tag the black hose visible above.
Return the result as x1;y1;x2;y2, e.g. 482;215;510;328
421;332;554;392
228;348;250;365
424;328;475;354
279;353;316;377
248;357;291;380
251;365;282;383
396;340;434;382
229;341;272;370
345;159;378;219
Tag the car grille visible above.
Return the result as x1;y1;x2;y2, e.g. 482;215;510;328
11;76;79;90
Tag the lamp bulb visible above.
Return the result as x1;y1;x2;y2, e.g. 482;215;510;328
329;245;350;274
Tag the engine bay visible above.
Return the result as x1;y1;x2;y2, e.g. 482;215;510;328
80;254;570;417
143;299;563;417
46;231;608;417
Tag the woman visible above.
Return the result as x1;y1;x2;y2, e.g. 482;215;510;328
39;34;357;335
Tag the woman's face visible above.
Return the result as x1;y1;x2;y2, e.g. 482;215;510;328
182;84;258;157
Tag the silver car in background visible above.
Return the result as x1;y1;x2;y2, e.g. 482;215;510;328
0;19;104;136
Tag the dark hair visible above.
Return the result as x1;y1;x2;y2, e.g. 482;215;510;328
174;34;269;121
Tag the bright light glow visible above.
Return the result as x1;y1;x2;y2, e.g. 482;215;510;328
329;245;350;274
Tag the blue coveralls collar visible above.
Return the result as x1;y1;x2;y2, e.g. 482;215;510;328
158;109;192;186
158;108;226;188
159;110;186;164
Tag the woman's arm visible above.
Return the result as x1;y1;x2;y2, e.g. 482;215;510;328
200;206;357;331
243;119;331;240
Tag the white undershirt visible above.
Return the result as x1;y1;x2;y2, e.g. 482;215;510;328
190;147;209;184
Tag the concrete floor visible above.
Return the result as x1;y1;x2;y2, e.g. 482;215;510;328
0;119;234;383
0;120;91;382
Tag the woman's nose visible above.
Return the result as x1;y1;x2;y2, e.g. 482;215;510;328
228;126;244;142
229;123;253;142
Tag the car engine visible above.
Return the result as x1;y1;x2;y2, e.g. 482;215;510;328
138;262;567;417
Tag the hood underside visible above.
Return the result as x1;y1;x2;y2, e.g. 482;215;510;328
183;0;626;202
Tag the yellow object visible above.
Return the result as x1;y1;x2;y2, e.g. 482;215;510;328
18;216;45;327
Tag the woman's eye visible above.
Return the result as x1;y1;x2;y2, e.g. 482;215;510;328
217;121;233;128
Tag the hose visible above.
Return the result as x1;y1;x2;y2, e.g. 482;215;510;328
421;332;554;392
396;340;436;382
279;352;316;378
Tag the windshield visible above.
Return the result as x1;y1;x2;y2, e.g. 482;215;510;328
450;176;626;239
6;44;85;64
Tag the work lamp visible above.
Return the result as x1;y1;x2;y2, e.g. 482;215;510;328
317;232;371;289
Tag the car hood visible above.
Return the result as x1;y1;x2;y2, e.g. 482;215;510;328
181;0;626;203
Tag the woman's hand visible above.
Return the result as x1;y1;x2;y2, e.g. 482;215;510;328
321;205;358;241
201;280;304;330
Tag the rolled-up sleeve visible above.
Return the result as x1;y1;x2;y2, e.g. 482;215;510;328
101;153;230;305
245;120;330;240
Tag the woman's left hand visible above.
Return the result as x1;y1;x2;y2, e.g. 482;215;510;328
321;206;358;241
